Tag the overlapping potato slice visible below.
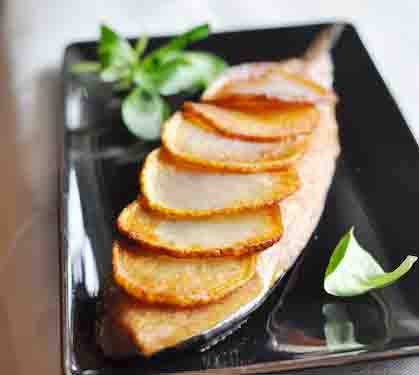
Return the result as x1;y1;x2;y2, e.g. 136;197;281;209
103;276;263;357
202;64;336;104
183;101;319;141
162;112;309;172
118;200;283;257
112;240;257;307
141;148;300;217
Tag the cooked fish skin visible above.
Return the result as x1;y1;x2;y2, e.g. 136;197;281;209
100;27;341;357
102;276;264;357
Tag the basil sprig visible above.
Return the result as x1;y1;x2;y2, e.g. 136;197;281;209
72;24;226;140
324;228;417;297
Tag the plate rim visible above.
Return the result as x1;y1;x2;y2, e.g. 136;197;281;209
60;20;419;375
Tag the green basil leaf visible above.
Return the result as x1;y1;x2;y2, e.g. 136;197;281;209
135;36;149;58
133;56;188;91
159;23;209;52
157;51;227;96
100;66;132;83
121;87;169;140
132;66;157;92
324;228;417;297
71;61;101;74
114;76;133;92
142;24;209;68
98;24;136;82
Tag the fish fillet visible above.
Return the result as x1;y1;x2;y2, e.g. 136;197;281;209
101;28;341;357
101;276;264;357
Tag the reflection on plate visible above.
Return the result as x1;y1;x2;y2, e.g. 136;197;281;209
268;288;391;355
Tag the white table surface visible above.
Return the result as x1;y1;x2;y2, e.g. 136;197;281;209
1;1;419;374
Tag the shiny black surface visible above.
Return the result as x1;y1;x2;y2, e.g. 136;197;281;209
61;23;419;375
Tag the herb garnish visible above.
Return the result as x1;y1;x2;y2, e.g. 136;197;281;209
324;228;417;297
72;24;227;140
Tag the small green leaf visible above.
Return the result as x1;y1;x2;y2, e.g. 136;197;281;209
135;36;149;58
134;55;188;91
121;87;169;140
158;51;227;96
324;228;417;297
98;23;136;82
71;61;101;74
100;65;132;83
114;76;133;91
132;66;157;92
142;24;210;68
159;23;209;52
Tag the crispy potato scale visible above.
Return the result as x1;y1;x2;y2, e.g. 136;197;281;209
117;200;283;257
104;276;263;357
183;101;319;141
162;112;310;172
203;65;336;104
112;240;257;307
140;148;300;218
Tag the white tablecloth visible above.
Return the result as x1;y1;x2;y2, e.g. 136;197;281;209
1;1;419;374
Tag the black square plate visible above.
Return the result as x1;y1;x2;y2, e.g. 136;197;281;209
60;23;419;375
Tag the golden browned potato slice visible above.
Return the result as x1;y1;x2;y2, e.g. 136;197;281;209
202;64;336;104
162;112;309;173
141;148;300;217
112;240;257;307
183;101;319;141
117;200;283;257
103;276;263;357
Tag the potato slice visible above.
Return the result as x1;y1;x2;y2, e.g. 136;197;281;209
112;240;257;307
162;112;309;173
141;148;300;217
183;101;319;141
117;200;283;257
103;276;263;357
202;64;336;104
